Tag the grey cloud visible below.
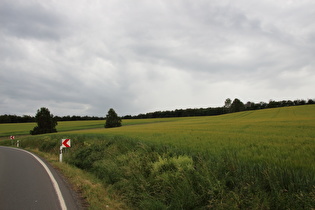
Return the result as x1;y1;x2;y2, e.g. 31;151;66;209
1;0;315;116
0;0;67;40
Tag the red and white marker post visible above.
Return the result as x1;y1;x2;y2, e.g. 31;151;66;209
60;139;71;162
8;136;19;147
10;136;15;146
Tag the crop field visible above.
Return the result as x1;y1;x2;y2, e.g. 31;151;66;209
0;117;178;138
64;105;315;167
0;120;102;138
1;105;315;209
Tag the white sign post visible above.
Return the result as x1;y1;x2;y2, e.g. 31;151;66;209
59;146;63;163
59;139;71;162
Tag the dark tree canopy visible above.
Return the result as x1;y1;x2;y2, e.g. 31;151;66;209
105;108;122;128
30;107;58;135
230;98;245;113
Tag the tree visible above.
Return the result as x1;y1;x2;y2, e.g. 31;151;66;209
224;98;232;108
245;101;255;110
105;108;122;128
230;98;245;113
307;99;315;104
30;107;57;135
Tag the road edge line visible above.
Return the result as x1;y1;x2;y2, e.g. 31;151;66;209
13;148;67;210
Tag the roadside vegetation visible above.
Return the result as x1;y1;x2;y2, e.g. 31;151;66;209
0;105;314;209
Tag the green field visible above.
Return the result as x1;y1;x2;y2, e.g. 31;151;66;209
0;120;103;138
0;117;178;138
61;105;315;167
1;105;314;209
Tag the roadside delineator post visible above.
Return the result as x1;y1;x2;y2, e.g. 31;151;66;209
59;139;71;162
59;146;63;163
10;135;15;146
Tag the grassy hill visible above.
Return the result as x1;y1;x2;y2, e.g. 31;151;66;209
1;105;314;209
62;105;315;166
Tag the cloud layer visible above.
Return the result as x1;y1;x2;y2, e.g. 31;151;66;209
1;0;315;116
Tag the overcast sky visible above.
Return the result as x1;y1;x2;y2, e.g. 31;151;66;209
1;0;315;117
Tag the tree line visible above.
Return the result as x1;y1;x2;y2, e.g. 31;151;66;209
0;114;104;124
122;98;315;119
1;98;314;124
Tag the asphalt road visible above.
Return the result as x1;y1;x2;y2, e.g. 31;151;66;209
0;146;82;210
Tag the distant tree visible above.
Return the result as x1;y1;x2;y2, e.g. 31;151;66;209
268;100;281;108
307;99;315;104
245;101;256;110
105;108;122;128
230;98;245;113
21;115;34;122
224;98;232;108
259;101;267;109
30;107;57;135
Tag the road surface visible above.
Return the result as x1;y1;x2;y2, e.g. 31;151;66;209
0;146;82;210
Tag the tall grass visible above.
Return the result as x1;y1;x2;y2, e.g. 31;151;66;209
65;105;315;169
8;133;315;209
